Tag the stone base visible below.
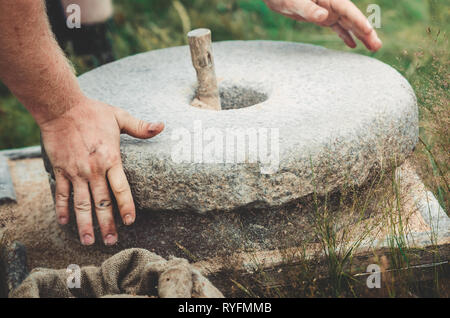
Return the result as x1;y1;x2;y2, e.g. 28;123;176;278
50;174;331;260
48;160;449;261
0;156;448;276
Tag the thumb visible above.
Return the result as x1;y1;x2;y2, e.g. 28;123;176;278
115;108;164;139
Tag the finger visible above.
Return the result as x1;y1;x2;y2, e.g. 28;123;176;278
285;0;329;23
115;108;164;139
90;177;118;245
54;173;71;225
350;26;380;52
330;0;373;35
331;24;356;48
72;180;95;245
350;25;382;52
337;16;353;30
338;17;381;51
107;164;136;226
276;11;307;22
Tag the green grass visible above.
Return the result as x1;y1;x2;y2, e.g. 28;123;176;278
218;161;449;298
0;96;40;149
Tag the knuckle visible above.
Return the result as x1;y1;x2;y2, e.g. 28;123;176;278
77;168;92;179
75;161;93;178
137;119;147;132
65;169;78;180
95;199;112;210
103;153;120;168
53;167;65;176
55;192;70;202
115;107;127;117
91;162;106;176
116;110;130;125
113;151;122;161
93;143;107;157
109;154;121;166
74;200;91;213
115;184;129;195
118;202;135;214
282;0;293;9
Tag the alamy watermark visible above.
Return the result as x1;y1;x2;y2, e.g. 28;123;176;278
171;120;280;174
66;4;81;29
66;264;81;288
367;4;382;29
366;264;381;289
65;3;382;30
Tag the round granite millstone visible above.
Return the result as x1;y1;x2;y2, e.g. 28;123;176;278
44;41;419;214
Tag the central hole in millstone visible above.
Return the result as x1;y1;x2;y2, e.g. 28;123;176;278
219;85;268;110
192;84;269;110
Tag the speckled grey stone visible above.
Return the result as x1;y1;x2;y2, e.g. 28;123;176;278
44;41;419;213
0;155;16;204
0;146;41;160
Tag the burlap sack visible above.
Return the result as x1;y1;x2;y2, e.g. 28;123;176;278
9;248;223;298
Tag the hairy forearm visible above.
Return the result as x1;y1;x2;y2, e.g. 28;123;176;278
0;0;85;125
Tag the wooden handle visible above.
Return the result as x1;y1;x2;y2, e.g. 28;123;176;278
188;28;221;111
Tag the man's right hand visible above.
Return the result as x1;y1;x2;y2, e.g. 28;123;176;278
0;0;165;246
264;0;382;51
40;97;164;246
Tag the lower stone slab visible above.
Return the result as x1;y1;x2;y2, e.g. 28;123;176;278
53;173;327;260
46;157;450;261
0;156;448;274
0;156;16;204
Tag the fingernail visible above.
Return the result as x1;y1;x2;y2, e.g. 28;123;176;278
313;9;327;21
104;234;117;246
82;234;94;245
58;216;68;225
374;37;382;49
148;122;164;132
124;214;135;225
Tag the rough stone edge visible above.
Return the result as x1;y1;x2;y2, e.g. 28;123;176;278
0;155;16;204
74;40;419;214
0;146;42;161
0;145;42;203
193;162;449;275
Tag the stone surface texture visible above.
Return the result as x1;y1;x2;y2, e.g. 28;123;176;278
43;41;419;213
0;146;41;160
0;156;16;203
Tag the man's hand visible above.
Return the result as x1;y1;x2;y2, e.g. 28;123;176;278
264;0;382;51
40;97;164;245
0;1;166;245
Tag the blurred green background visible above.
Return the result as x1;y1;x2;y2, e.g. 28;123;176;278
0;0;447;149
0;0;448;209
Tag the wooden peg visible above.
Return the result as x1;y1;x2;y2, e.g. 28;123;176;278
187;28;221;111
